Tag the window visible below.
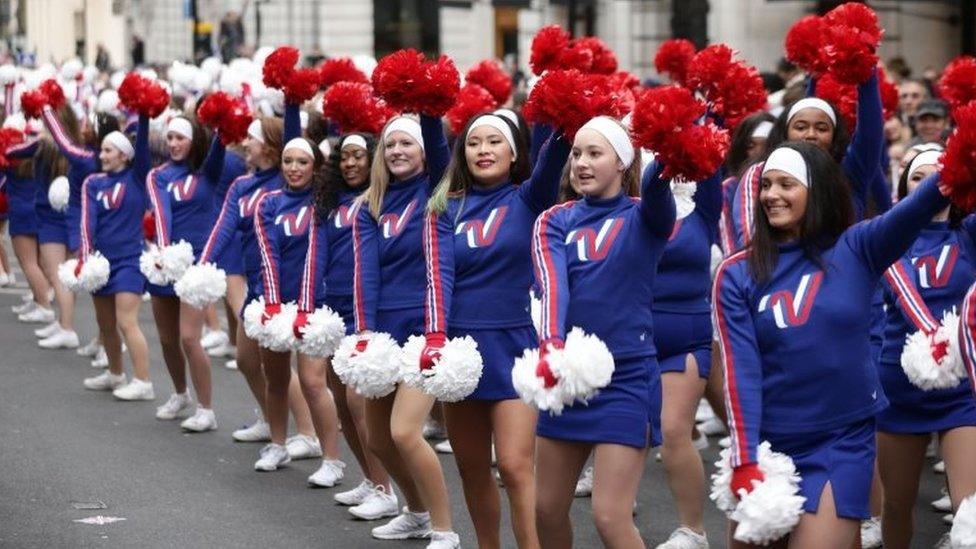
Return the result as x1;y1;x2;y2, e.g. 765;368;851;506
373;0;440;58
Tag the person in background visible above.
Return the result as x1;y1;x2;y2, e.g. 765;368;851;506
898;79;930;131
910;99;950;147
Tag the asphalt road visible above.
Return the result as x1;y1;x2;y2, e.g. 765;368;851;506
0;279;953;548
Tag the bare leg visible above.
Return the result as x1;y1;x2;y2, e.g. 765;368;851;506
877;431;927;549
92;295;122;376
235;324;267;416
180;302;213;407
38;242;73;330
941;426;976;510
151;296;186;393
114;292;150;381
788;483;859;549
260;348;292;445
535;437;591;549
0;219;11;275
223;275;245;345
445;400;501;548
12;235;50;306
660;354;708;534
591;443;648;548
296;353;340;459
704;340;728;426
288;371;315;437
328;363;391;486
365;392;425;511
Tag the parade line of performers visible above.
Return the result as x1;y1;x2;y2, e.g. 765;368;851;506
3;3;976;548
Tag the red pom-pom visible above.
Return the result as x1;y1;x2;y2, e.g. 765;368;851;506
465;60;512;105
654;39;696;85
371;49;426;113
815;73;857;131
284;67;321;104
940;103;976;210
608;71;641;92
262;46;301;90
784;16;827;75
117;73;170;118
556;45;594;73
530;25;571;76
821;2;883;85
318;57;369;89
0;127;24;169
659;123;731;182
631;85;705;149
446;83;498;134
142;211;156;242
878;68;899;121
322;82;396;135
686;44;766;129
39;79;65;110
523;70;628;140
416;55;461;117
573;37;618;74
19;89;46;119
939;56;976;114
197;91;252;145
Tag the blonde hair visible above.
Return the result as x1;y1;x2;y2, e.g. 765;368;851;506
359;116;423;220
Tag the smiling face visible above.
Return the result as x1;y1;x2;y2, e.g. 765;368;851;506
760;169;808;240
99;142;127;172
787;108;834;152
464;124;514;186
167;131;191;161
281;148;314;190
340;145;369;188
383;130;424;181
571;128;625;199
907;163;937;195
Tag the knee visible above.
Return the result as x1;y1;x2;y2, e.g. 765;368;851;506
180;333;202;353
367;427;395;460
298;374;326;401
264;368;291;392
390;421;422;454
496;453;534;490
535;498;565;530
660;418;690;446
591;499;630;537
117;318;140;335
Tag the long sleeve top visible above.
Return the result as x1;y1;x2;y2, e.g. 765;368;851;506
351;115;451;332
714;173;948;467
254;185;320;306
80;115;151;261
424;133;571;332
959;280;976;398
40;105;99;218
533;162;676;359
295;189;364;312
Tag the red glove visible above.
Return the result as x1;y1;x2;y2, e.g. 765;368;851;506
419;332;447;371
352;337;369;355
261;302;281;325
929;332;949;363
730;463;764;497
293;311;309;340
74;259;84;277
535;338;564;389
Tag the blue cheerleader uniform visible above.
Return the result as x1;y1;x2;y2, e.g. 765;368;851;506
3;169;37;237
714;172;948;519
532;162;675;448
254;186;323;312
423;133;571;400
213;149;248;276
41;105;100;252
33;160;69;246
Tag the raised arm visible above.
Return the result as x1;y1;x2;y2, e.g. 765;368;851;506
131;114;151;185
5;137;38;160
530;123;555;167
198;178;245;265
731;162;763;249
423;210;456;335
201;134;226;185
253;192;283;305
518;131;571;214
298;214;328;312
695;167;724;230
420;114;450;190
351;207;380;333
638;161;677;239
284;102;302;142
531;206;570;344
41;105;95;163
843;71;884;209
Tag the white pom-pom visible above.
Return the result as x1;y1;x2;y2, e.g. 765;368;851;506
82;66;98;85
174;263;227;308
260;302;299;352
159;240;194;282
48;176;69;213
297;306;346;357
96;89;120;114
398;335;427;389
352;54;378;79
710;441;806;545
901;310;967;391
951;494;976;549
422;336;484;402
200;57;223;79
242;297;267;341
333;332;402;399
139;247;168;286
3;112;26;132
61;252;111;293
58;259;83;292
109;71;125;91
0;64;18;86
60;58;83;80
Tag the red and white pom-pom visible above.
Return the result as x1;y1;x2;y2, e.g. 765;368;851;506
530;25;571;76
19;89;46;119
38;79;65;110
117;73;170;118
573;37;618;75
939;56;976;114
322;82;396;135
512;328;614;415
259;302;299;352
951;494;976;549
814;73;857;130
318;57;369;89
522;70;627;139
242;297;267;341
139;245;168;286
332;332;402;398
297;306;346;358
446;83;498;135
686;44;767;128
901;310;967;391
417;55;461;117
174;263;227;308
159;240;194;282
465;60;512;105
821;2;883;86
283;67;321;105
371;49;426;113
197;91;252;145
784;16;827;76
48;176;69;213
0;127;21;170
940;103;976;211
58;252;110;293
654;39;696;86
399;335;484;402
710;441;806;545
262;46;300;90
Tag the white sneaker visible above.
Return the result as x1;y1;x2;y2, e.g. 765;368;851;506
0;271;10;286
695;399;715;422
860;517;882;549
254;443;291;471
285;434;322;459
655;527;709;549
934;460;946;474
426;531;460;549
39;329;80;349
19;305;55;323
350;485;400;520
156;392;193;420
308;459;346;487
34;321;60;338
698;417;727;436
370;507;431;539
422;419;447;440
207;342;236;358
83;371;126;391
77;338;101;357
112;378;155;401
224;359;238;370
692;429;710;452
933;491;952;512
12;300;35;314
718;436;731;449
943;513;954;525
335;479;375;506
181;408;217;432
575;466;594;497
90;347;108;368
434;440;453;454
233;416;271;442
200;328;229;349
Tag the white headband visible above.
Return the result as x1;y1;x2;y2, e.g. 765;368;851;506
283;137;314;158
341;135;368;151
907;150;942;181
383;117;424;152
578;116;634;169
466;115;518;160
787;98;837;126
167;117;193;140
103;131;134;160
762;147;809;187
493;108;519;129
247;119;264;144
752;121;774;139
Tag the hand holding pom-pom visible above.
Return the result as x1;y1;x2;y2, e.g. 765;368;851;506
242;298;267;341
371;49;426;113
139;247;168;286
821;2;883;86
262;46;300;90
62;252;111;293
333;332;402;398
686;45;766;129
730;463;764;498
283;67;321;105
118;73;170;118
784;16;827;76
19;90;46;119
573;37;617;74
39;79;65;110
399;333;483;402
512;329;613;414
654;39;696;86
296;306;346;358
197;92;252;145
417;55;461;117
174;263;227;308
260;302;299;352
523;70;627;140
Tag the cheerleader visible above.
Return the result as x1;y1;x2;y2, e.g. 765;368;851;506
297;133;398;517
876;151;976;547
532;116;675;548
422;113;569;548
78;117;153;399
351;114;457;546
144;116;225;426
253;136;344;481
714;141;952;547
